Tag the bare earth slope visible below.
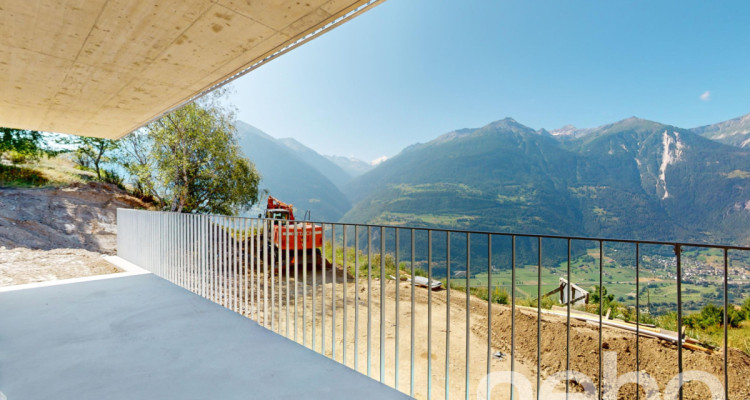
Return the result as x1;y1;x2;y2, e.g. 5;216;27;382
0;182;148;286
0;182;147;253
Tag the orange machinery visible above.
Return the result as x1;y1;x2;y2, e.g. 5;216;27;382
266;196;322;251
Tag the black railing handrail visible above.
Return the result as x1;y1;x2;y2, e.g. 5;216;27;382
135;209;750;252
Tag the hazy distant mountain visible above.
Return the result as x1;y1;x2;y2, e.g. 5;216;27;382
325;155;373;177
235;121;351;221
276;137;352;190
691;112;750;148
343;116;750;245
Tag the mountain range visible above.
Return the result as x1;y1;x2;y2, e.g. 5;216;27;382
234;121;352;221
236;113;750;246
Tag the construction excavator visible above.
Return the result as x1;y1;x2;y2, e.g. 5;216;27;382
264;196;328;269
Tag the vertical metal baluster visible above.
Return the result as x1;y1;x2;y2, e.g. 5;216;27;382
177;213;181;286
598;240;603;400
209;216;213;303
223;216;226;306
191;214;195;292
381;226;386;383
172;213;176;284
396;228;401;391
272;220;276;332
178;213;182;286
187;214;191;292
192;215;195;294
410;228;416;398
222;216;226;306
236;217;240;313
196;215;200;297
172;213;175;284
258;218;262;322
256;219;261;321
214;216;218;304
207;216;211;303
303;222;308;347
219;216;223;307
511;235;516;400
445;232;451;400
264;219;269;328
228;216;232;310
486;234;492;400
178;213;182;287
333;224;337;361
216;216;220;306
635;243;640;400
723;248;729;400
203;215;208;300
566;239;571;399
241;218;246;315
355;225;360;371
322;224;327;354
244;218;248;316
286;220;290;337
367;226;372;378
312;221;317;349
275;220;284;334
234;217;238;312
179;213;184;288
228;217;232;310
537;237;542;400
228;216;232;309
294;222;299;343
165;213;169;282
192;215;196;294
428;230;433;398
343;225;348;366
676;244;683;400
465;232;471;400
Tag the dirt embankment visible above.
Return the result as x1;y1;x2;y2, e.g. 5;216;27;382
0;182;148;253
0;182;149;286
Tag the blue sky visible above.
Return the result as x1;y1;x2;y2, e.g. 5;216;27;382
228;0;750;162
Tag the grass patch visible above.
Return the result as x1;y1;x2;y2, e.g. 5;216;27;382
0;163;49;187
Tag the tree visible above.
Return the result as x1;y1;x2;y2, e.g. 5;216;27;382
62;137;119;180
122;90;261;215
0;128;49;163
118;131;155;198
590;285;616;315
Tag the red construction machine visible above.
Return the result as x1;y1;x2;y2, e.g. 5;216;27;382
265;196;326;268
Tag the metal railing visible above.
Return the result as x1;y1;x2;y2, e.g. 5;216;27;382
117;208;749;400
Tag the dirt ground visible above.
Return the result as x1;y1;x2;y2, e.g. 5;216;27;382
0;182;148;253
207;263;750;400
0;183;148;287
0;247;120;287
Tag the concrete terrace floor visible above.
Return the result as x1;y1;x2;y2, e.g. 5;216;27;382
0;271;411;400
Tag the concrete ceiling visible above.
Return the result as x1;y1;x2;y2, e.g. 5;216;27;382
0;0;379;139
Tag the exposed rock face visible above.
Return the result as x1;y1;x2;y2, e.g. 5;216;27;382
0;182;149;254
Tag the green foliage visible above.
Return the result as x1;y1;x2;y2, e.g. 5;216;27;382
57;136;119;181
743;297;750;320
1;128;53;163
0;164;49;187
121;90;261;215
101;169;125;189
517;295;555;309
684;303;744;329
589;285;617;316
